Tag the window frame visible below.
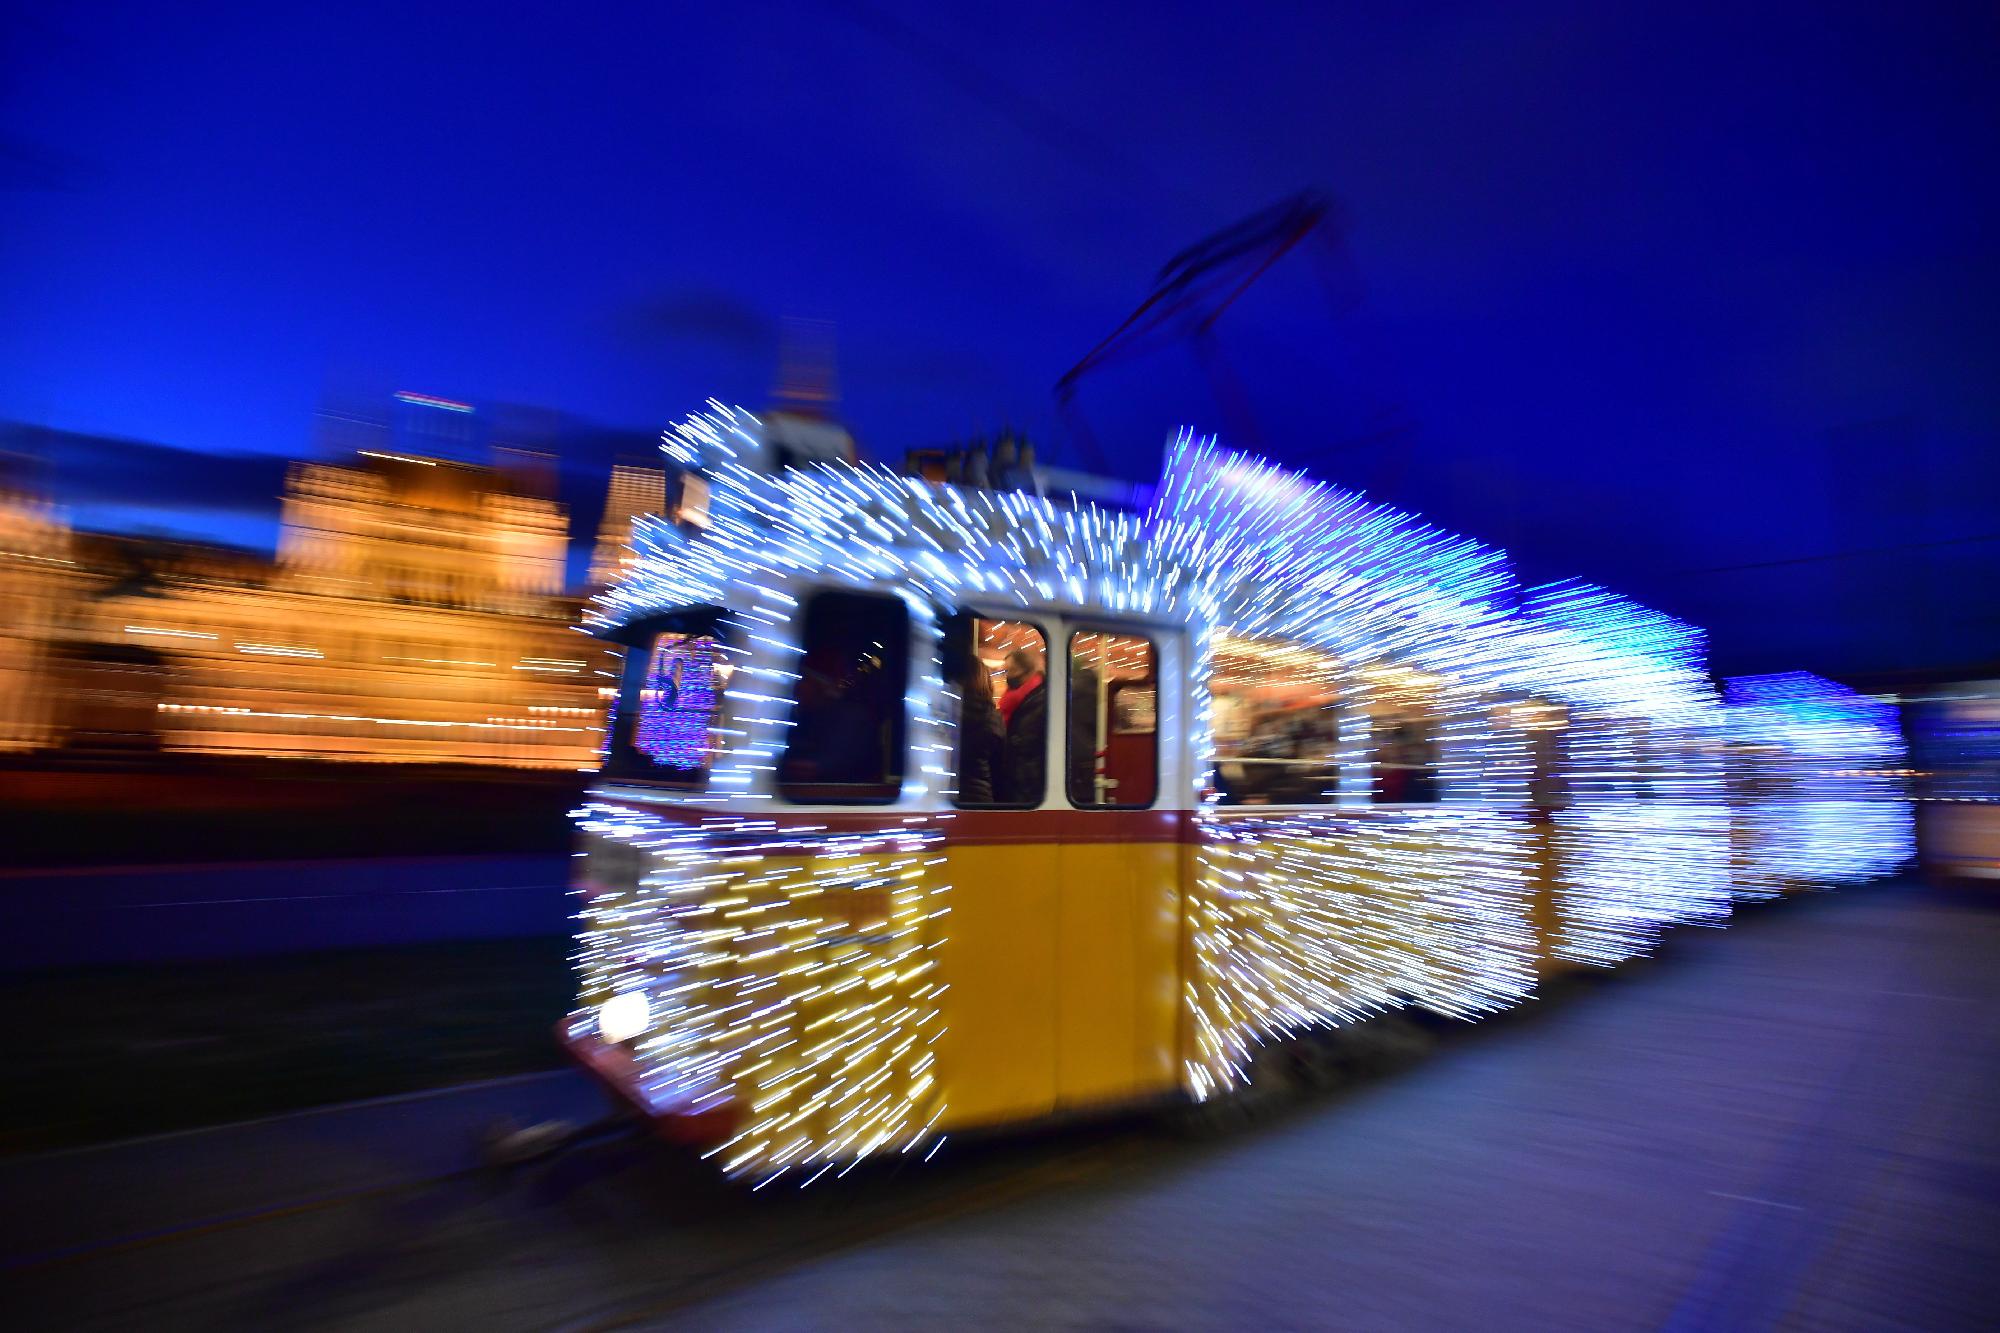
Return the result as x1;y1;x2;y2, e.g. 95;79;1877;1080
776;588;912;806
945;608;1052;811
1065;625;1161;810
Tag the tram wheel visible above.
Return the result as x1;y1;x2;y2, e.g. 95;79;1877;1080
1169;1089;1255;1140
1284;1036;1342;1093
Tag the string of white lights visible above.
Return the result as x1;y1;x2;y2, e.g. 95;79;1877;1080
568;403;1908;1179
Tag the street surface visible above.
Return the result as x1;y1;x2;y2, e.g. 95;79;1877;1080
6;880;1994;1331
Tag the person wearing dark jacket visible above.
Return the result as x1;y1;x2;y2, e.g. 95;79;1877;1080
997;648;1047;804
1066;665;1101;804
954;652;1004;805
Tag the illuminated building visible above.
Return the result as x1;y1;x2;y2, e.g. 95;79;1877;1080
0;468;76;752
65;441;614;768
278;449;567;612
589;462;668;588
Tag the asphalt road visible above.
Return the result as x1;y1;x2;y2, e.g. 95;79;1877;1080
6;879;1994;1331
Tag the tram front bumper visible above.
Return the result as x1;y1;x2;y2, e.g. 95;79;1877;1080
556;1022;742;1149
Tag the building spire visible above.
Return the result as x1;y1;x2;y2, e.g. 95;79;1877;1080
772;317;839;420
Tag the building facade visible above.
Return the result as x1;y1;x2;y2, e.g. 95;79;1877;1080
0;477;77;752
589;462;669;588
56;448;622;768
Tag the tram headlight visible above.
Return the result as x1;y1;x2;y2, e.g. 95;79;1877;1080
597;990;651;1044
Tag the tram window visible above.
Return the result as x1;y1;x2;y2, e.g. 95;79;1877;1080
1067;631;1158;808
778;591;909;803
608;608;744;784
1211;635;1340;806
942;612;1049;808
1523;707;1568;810
624;631;726;781
1358;663;1445;804
1372;717;1442;803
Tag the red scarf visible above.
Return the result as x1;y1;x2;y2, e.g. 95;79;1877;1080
998;672;1043;724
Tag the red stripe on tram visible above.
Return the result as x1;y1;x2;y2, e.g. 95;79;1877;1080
585;795;1196;844
584;794;1534;848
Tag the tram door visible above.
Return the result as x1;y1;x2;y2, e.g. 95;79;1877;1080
937;611;1063;1129
938;614;1184;1131
1053;626;1183;1109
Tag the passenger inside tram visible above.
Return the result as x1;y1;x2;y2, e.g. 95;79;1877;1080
998;647;1048;805
1373;721;1441;803
950;645;1002;805
777;591;909;801
945;613;1048;807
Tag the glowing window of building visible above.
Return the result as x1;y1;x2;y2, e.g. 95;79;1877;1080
1210;634;1342;806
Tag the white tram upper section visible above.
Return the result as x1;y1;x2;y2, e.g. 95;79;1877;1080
582;402;1749;818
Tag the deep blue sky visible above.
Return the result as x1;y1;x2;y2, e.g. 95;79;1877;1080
4;2;1996;677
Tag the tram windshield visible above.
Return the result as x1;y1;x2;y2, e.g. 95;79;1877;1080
777;590;910;802
943;612;1049;808
630;632;725;777
603;612;734;784
1068;630;1158;808
1211;635;1340;805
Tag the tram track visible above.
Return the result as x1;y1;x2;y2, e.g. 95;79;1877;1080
13;887;1976;1330
13;1136;1147;1331
2;1062;1172;1331
5;909;1884;1328
0;1069;597;1319
3;1162;486;1277
4;1007;1442;1327
554;1132;1157;1332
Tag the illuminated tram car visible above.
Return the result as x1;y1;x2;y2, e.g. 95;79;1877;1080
1721;672;1914;896
562;404;1897;1183
1906;681;2000;882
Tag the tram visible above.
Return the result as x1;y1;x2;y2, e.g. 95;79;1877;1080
1723;673;1916;895
1906;681;2000;880
562;403;1909;1184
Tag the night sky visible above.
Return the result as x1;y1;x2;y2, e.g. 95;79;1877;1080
4;2;1995;678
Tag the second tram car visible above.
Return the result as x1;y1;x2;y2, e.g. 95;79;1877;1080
563;404;1910;1183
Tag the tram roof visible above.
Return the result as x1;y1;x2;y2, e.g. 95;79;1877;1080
1723;672;1903;756
593;402;1719;721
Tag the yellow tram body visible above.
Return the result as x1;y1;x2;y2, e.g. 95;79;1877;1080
936;815;1183;1128
570;796;1535;1161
